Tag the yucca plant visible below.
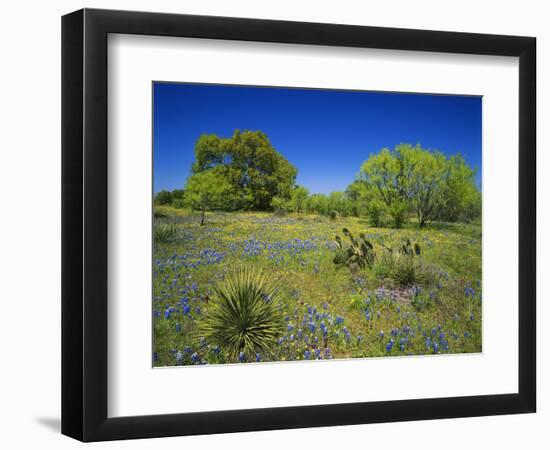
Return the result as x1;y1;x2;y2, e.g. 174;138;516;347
154;223;179;243
196;267;284;362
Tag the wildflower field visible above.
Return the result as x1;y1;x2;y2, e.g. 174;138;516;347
153;207;482;366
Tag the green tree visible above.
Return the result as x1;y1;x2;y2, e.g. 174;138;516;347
171;189;186;209
191;130;297;210
154;190;173;205
171;189;185;201
184;170;232;225
358;143;480;228
397;144;447;227
359;148;402;208
289;186;310;213
437;154;480;222
306;193;329;216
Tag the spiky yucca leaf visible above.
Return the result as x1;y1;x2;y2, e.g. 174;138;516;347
385;253;435;287
154;223;179;243
197;267;284;361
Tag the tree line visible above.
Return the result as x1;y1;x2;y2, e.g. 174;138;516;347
154;131;481;227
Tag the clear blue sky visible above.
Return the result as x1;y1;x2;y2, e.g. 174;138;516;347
153;83;481;194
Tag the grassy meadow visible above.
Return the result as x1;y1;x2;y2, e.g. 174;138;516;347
153;206;482;366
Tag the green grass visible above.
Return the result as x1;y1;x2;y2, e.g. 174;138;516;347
153;208;482;366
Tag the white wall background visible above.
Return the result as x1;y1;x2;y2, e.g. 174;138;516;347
0;0;546;448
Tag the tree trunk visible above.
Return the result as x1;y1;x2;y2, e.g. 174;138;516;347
200;209;206;226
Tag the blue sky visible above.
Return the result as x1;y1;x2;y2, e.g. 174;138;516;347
153;83;482;194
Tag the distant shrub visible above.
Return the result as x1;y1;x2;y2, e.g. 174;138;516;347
271;196;289;215
172;199;186;209
154;190;173;205
329;210;340;221
153;208;169;219
196;267;284;361
366;200;385;227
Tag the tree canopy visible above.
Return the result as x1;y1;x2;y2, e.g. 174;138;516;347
184;169;232;225
191;130;297;210
358;143;480;227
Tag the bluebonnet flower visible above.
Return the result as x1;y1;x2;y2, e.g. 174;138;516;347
308;322;316;333
238;352;246;363
304;350;311;360
153;352;158;362
399;338;406;352
425;337;432;351
365;310;371;321
314;348;321;359
182;304;191;316
464;285;476;298
175;351;183;363
334;316;344;326
386;339;394;353
175;323;181;333
212;346;221;355
391;328;398;337
379;331;385;339
470;313;475;321
464;331;470;338
433;342;439;354
255;353;261;362
343;327;351;342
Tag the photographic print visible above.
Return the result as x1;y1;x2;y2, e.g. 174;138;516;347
152;83;482;367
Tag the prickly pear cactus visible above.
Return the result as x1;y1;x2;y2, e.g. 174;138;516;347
333;228;376;270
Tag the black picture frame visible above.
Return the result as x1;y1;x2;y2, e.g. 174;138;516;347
62;8;536;442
